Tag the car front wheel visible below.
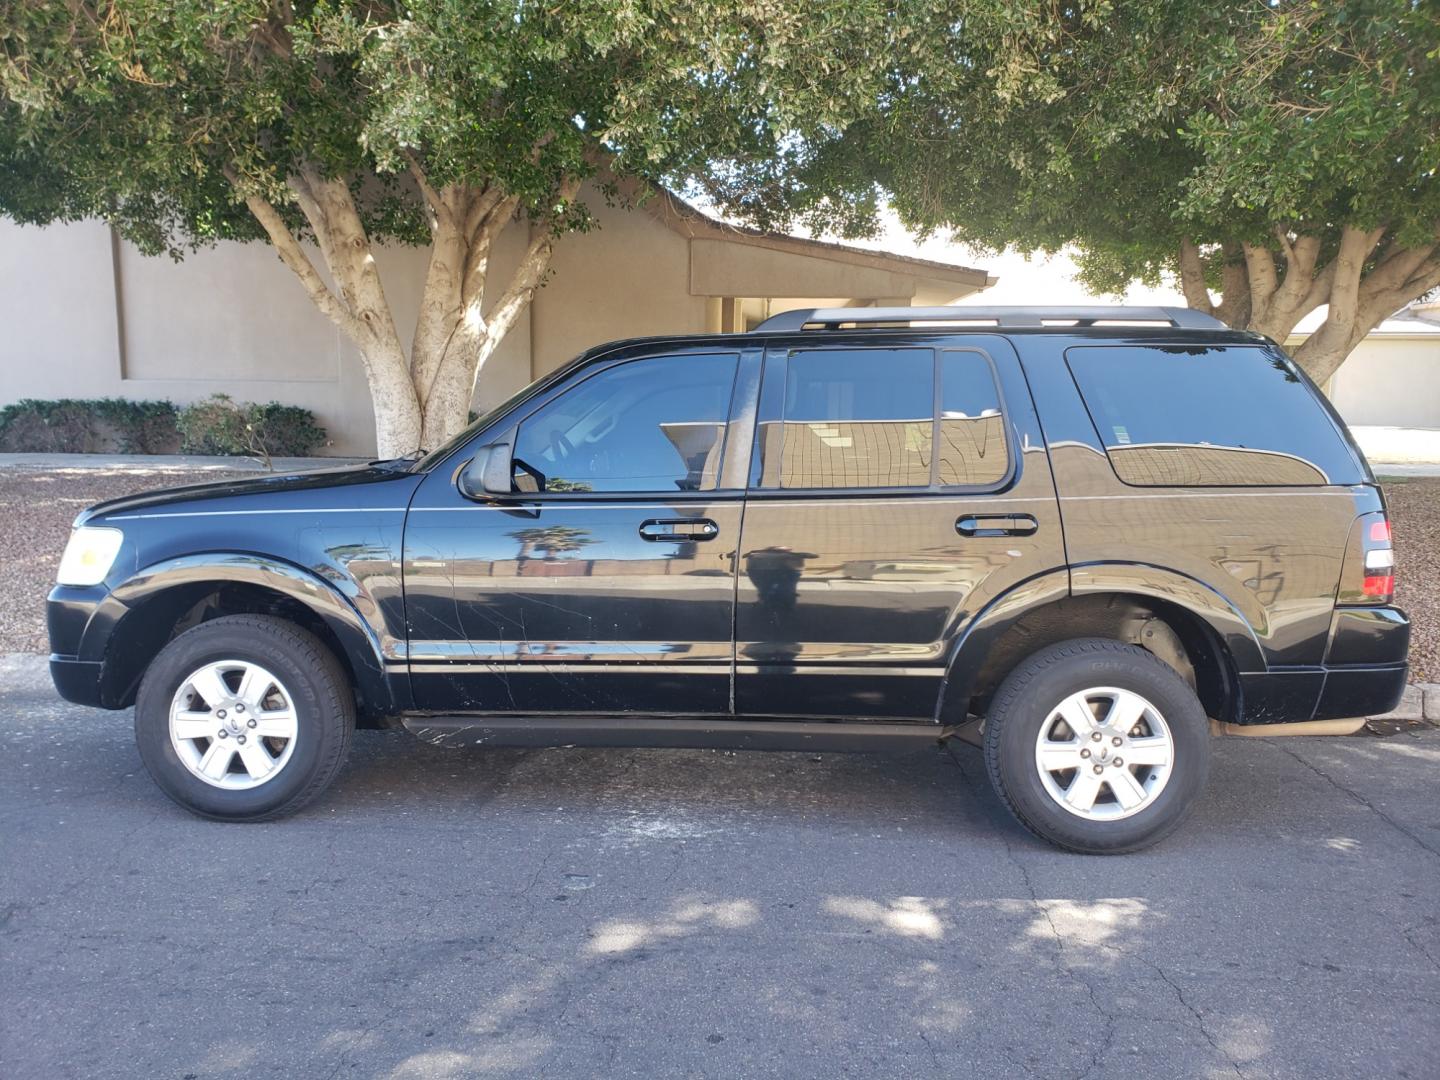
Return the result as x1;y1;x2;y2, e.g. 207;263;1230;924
134;615;354;821
983;638;1211;854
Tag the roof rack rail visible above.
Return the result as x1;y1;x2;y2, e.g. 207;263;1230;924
753;305;1228;332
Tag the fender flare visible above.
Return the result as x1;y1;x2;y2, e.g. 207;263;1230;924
1068;562;1266;672
934;563;1263;723
81;552;396;713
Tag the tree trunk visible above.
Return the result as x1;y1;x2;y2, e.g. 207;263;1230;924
1176;225;1440;386
232;164;576;457
360;338;425;458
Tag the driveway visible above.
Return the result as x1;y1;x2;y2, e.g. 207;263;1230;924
2;653;1437;1080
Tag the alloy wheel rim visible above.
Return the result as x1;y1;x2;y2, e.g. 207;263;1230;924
1033;686;1175;821
168;660;299;790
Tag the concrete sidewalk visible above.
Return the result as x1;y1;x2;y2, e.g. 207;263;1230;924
1350;426;1440;473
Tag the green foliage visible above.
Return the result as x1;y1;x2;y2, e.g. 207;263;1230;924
177;394;327;462
0;395;325;460
0;399;179;454
0;1;906;254
721;1;1440;293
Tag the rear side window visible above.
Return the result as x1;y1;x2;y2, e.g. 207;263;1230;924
756;347;1012;491
1066;345;1361;487
763;348;934;489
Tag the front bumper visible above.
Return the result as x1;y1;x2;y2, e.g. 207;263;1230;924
47;583;113;708
50;655;105;707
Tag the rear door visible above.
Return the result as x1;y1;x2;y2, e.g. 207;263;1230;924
404;346;757;715
734;335;1064;720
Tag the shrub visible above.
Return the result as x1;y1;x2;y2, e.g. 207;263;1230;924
0;398;180;453
177;394;327;464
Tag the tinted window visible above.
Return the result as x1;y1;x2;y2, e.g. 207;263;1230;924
939;350;1009;486
1067;345;1360;487
513;353;737;493
761;349;934;489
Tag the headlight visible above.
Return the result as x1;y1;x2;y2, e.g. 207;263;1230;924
56;527;124;587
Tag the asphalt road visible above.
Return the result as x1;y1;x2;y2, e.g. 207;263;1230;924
2;653;1438;1080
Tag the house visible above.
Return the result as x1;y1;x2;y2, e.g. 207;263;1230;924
0;189;993;456
1287;308;1440;430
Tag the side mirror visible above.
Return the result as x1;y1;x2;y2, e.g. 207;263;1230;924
458;432;518;498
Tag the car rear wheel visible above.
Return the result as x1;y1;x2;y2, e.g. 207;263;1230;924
983;638;1210;854
134;615;354;821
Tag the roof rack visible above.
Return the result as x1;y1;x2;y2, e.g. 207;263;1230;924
753;305;1228;332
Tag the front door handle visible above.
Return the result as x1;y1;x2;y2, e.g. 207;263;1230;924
639;518;720;542
956;513;1039;538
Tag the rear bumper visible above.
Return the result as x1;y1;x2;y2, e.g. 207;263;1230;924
1238;605;1410;725
1312;663;1409;721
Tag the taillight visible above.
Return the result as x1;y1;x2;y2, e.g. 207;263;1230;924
1340;511;1395;604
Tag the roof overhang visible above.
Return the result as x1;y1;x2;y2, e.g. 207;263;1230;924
632;185;994;302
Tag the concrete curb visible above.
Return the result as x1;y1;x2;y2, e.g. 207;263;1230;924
1420;683;1440;722
1370;683;1440;723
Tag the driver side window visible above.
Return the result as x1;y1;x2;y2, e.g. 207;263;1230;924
511;353;739;494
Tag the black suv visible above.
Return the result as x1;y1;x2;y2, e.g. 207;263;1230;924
48;306;1409;852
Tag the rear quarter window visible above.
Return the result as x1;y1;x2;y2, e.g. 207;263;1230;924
1065;344;1363;487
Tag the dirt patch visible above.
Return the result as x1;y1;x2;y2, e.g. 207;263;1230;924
0;466;246;653
1382;475;1440;683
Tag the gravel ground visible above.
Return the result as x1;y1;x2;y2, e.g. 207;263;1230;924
0;466;246;653
3;466;1436;681
1382;476;1440;682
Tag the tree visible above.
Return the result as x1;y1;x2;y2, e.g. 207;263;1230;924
0;1;899;455
727;1;1440;385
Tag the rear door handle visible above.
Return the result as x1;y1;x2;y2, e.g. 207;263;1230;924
639;518;719;542
956;513;1038;538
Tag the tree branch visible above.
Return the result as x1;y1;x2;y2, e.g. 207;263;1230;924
1242;242;1278;307
1327;224;1386;329
1272;232;1322;312
473;177;582;382
402;149;451;229
223;167;363;341
1214;243;1252;327
461;194;520;303
1177;239;1214;314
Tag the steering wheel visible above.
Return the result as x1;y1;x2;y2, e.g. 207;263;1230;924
549;430;575;461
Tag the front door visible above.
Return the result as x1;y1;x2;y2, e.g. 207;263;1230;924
404;347;753;714
734;336;1064;719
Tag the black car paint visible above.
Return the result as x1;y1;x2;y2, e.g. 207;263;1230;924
48;325;1410;743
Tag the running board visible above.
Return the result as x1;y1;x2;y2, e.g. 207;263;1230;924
402;714;950;752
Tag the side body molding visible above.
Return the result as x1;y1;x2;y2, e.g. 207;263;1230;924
83;553;399;714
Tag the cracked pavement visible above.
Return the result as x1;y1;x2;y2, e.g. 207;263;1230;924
2;653;1438;1079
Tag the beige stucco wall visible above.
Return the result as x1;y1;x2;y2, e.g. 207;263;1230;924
1297;334;1440;429
0;217;535;457
530;195;710;379
0;195;980;458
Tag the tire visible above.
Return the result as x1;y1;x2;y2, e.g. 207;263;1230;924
982;638;1210;854
134;615;354;821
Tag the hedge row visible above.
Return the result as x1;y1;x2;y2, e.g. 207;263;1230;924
0;395;328;460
